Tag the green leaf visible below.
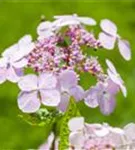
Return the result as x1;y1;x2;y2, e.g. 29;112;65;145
59;97;80;150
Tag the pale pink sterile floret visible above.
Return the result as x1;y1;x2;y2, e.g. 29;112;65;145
0;35;34;84
18;73;60;113
99;19;131;61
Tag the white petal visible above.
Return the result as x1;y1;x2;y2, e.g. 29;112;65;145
100;19;117;36
124;123;135;141
40;89;61;107
78;17;96;25
12;58;28;68
69;131;84;148
18;91;40;113
68;117;84;132
57;92;70;112
7;66;20;82
2;44;18;58
0;57;8;67
38;73;57;90
94;127;109;137
69;85;84;101
99;32;116;49
18;74;38;91
119;84;127;97
0;67;7;84
106;59;117;75
118;39;131;61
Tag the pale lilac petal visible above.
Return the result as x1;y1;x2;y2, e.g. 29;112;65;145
15;68;24;77
39;133;54;150
59;70;78;92
119;84;127;97
118;39;131;61
98;94;116;115
106;79;119;95
69;85;84;101
106;59;117;74
0;67;7;84
2;44;18;58
124;123;135;141
18;74;38;91
99;32;116;49
78;17;96;25
7;66;20;82
84;87;99;108
18;91;40;113
100;19;117;36
40;89;61;106
38;73;57;90
68;117;84;132
12;58;28;68
57;92;70;112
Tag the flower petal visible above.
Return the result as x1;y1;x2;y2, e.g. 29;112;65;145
118;39;131;61
38;73;57;89
40;89;60;106
57;92;70;112
68;117;84;132
84;87;99;108
7;66;20;82
12;58;28;68
99;32;116;50
69;85;84;101
0;67;7;84
78;17;96;25
100;19;117;36
98;93;116;115
124;123;135;141
18;91;40;113
18;74;38;91
106;59;117;75
59;70;78;92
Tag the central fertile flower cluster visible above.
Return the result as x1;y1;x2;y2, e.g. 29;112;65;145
0;14;131;115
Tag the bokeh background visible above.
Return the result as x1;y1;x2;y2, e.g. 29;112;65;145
0;0;135;149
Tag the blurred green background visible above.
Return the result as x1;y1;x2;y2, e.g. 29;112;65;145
0;0;135;149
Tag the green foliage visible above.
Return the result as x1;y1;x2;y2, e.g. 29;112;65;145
59;97;80;150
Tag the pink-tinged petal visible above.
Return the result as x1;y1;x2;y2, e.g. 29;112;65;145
99;32;116;50
7;66;20;83
18;74;38;91
2;44;18;58
110;127;124;135
78;17;96;25
68;117;84;132
84;87;99;108
40;89;60;107
12;58;28;68
98;94;116;115
18;91;40;113
57;92;70;112
39;133;55;150
124;123;135;141
0;67;7;84
59;70;78;92
69;85;84;101
100;19;117;36
106;59;117;74
38;73;57;90
118;39;131;61
69;131;85;148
